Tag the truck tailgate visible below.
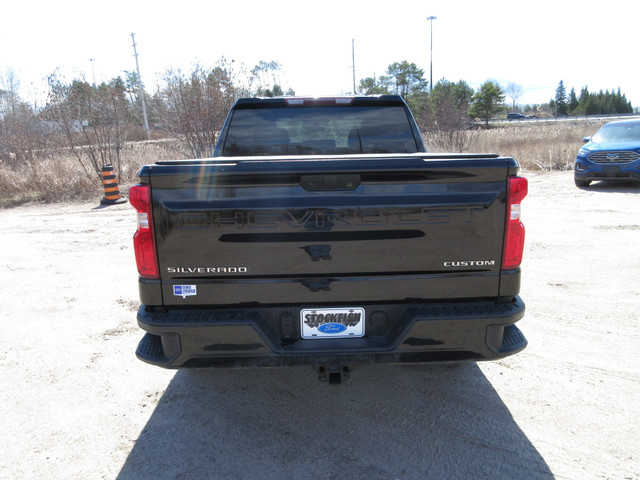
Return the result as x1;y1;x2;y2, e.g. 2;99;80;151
143;153;517;306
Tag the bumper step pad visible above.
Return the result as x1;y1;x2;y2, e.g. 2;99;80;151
499;324;527;354
136;333;167;364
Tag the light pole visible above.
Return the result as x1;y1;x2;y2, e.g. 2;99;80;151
427;16;437;92
89;58;96;87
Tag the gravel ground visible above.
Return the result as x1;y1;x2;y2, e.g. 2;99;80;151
0;171;638;480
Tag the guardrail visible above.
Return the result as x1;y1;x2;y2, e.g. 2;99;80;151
489;112;640;125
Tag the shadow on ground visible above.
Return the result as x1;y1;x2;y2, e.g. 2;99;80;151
117;363;553;479
580;180;640;193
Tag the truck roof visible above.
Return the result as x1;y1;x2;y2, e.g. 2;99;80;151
232;95;409;108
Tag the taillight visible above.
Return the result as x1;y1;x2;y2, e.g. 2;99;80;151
129;184;159;279
502;176;528;270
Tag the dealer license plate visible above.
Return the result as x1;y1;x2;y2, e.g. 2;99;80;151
300;307;365;339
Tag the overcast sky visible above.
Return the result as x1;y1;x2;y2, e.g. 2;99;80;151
2;0;638;107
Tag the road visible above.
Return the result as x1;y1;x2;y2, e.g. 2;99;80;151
494;113;640;125
0;171;638;479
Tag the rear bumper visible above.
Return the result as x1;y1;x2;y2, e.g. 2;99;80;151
135;298;526;368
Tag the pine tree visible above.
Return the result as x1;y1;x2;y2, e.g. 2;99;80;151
568;88;579;114
469;81;505;126
555;80;568;116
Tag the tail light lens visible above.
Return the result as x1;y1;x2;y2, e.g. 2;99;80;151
129;184;159;279
502;176;528;270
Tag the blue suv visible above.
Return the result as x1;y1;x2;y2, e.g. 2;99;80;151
574;119;640;187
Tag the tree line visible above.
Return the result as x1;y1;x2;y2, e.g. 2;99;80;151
0;59;635;181
0;59;290;169
553;80;633;116
356;60;505;128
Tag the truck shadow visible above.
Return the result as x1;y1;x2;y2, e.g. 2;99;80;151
116;363;553;480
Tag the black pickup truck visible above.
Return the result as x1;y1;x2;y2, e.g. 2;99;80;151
130;95;527;382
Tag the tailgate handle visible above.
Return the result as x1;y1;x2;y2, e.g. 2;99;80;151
301;174;360;191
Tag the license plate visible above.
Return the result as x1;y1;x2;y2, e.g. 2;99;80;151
300;307;365;339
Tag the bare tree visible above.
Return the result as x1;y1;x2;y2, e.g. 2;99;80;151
161;59;245;158
251;60;282;94
0;69;51;163
0;103;46;163
418;80;476;152
0;68;21;116
44;74;129;182
505;82;524;111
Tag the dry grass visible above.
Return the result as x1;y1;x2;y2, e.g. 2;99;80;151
0;140;184;207
432;120;605;172
0;121;608;207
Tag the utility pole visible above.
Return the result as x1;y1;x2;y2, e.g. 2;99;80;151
130;33;150;139
352;39;357;94
427;16;437;93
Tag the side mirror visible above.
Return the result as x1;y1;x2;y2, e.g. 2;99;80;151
582;136;591;143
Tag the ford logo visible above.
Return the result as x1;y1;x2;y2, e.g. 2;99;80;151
318;323;347;334
606;154;619;160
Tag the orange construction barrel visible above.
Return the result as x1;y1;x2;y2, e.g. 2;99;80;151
100;164;127;205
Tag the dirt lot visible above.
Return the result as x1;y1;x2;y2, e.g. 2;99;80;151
0;171;638;480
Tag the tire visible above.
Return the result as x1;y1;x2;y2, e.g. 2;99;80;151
574;178;591;188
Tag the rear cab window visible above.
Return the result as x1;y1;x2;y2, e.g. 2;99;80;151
219;100;421;156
